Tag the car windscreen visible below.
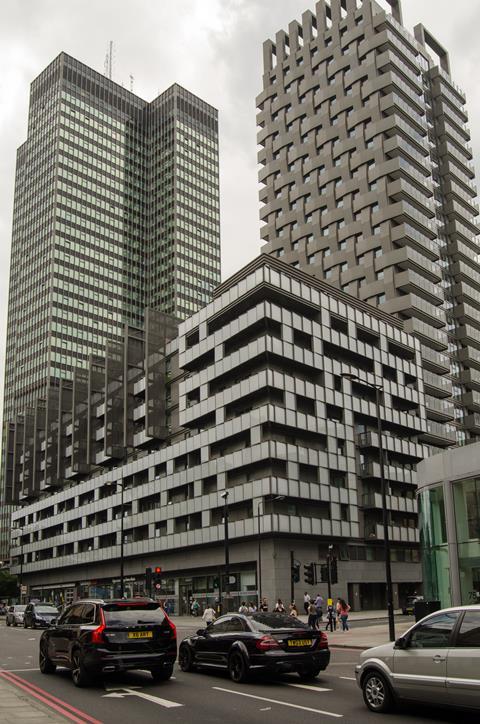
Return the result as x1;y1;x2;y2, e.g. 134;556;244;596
103;604;166;626
36;606;58;614
14;605;26;612
249;613;308;631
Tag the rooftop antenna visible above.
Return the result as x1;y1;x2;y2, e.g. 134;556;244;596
129;74;134;92
104;41;113;80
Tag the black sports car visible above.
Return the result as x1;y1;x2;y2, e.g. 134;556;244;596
179;612;330;682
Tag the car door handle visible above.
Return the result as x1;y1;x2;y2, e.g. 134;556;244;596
433;655;446;663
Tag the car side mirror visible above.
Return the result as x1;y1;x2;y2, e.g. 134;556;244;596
196;628;207;636
394;636;407;649
49;618;57;626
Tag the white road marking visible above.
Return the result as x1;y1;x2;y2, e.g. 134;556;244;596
212;687;343;718
28;638;35;641
285;683;332;692
2;668;40;672
339;676;356;681
103;686;183;708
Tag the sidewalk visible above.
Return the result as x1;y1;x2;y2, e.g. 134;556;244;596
0;673;67;724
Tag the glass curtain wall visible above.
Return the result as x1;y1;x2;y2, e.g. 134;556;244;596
453;478;480;604
419;484;451;607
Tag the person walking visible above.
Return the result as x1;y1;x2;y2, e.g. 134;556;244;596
307;601;317;629
289;601;298;617
274;599;286;613
238;601;249;614
191;598;200;616
337;598;351;631
260;597;269;612
314;593;324;626
202;604;216;625
303;591;311;615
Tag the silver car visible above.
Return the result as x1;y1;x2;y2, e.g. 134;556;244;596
356;605;480;713
6;604;26;627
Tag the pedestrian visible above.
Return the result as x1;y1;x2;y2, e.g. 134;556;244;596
274;598;286;613
337;598;351;631
289;601;298;617
202;603;216;625
248;602;257;613
326;603;337;631
303;591;311;615
238;601;249;614
307;601;317;629
260;597;269;612
314;592;324;626
191;598;200;616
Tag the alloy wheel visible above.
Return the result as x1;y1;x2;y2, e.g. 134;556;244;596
365;675;385;709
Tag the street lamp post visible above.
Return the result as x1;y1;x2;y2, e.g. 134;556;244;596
220;491;230;611
256;495;285;605
342;373;396;642
106;480;125;598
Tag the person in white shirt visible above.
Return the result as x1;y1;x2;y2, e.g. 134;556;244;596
202;606;216;624
303;592;311;615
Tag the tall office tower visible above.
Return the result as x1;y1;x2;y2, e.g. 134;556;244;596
0;52;220;557
257;0;480;448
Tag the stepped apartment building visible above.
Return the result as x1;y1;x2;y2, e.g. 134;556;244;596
257;0;480;449
10;255;427;611
1;52;220;558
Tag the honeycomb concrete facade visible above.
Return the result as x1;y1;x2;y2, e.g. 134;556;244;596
11;255;426;611
258;0;480;450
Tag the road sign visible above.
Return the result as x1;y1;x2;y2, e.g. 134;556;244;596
20;585;27;594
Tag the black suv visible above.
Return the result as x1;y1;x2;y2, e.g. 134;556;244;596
39;598;177;687
24;602;59;628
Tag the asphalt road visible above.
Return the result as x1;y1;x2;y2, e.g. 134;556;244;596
0;621;475;724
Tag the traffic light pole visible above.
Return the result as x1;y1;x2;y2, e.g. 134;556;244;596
290;550;294;603
327;552;332;603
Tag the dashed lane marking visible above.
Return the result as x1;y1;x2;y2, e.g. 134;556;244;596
212;686;343;718
284;683;332;692
339;676;356;681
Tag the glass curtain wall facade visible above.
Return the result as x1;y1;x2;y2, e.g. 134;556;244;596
1;52;220;558
257;0;480;449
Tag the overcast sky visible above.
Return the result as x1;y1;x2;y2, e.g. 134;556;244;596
1;0;480;411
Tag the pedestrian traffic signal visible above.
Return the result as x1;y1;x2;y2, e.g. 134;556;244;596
304;562;315;585
291;560;300;584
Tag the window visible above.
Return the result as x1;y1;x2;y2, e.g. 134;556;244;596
409;612;459;649
225;617;247;632
211;618;231;633
456;612;480;647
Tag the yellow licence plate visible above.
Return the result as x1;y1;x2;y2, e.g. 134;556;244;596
128;631;153;639
287;639;312;647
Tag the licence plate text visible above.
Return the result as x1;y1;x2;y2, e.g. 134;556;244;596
127;631;153;639
287;639;312;647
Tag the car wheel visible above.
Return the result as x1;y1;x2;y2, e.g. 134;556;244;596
228;652;249;683
363;671;393;713
150;666;173;682
39;643;56;675
179;644;195;672
298;666;321;682
71;649;92;688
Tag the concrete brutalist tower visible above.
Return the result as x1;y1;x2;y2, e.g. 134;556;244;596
257;0;480;449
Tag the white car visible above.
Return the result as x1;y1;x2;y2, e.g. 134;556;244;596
6;604;26;626
356;605;480;713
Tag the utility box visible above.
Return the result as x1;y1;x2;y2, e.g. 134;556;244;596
414;600;441;622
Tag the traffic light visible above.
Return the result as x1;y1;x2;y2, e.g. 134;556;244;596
291;560;300;584
303;562;315;585
153;566;162;587
145;567;152;593
330;557;338;585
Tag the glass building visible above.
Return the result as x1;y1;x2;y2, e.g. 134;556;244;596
418;443;480;607
0;52;220;558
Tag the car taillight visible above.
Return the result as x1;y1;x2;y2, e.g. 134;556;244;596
164;613;176;638
318;631;328;649
91;608;106;644
256;635;280;651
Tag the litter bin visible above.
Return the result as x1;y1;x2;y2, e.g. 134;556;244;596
414;600;441;622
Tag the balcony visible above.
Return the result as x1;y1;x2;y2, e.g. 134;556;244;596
425;395;455;421
420;420;456;447
423;370;452;398
459;368;480;391
362;492;417;515
456;346;480;371
420;345;451;375
464;413;480;434
394;270;444;306
462;390;480;413
365;522;419;544
359;461;417;486
404;318;448;351
456;324;480;351
391;222;440;261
